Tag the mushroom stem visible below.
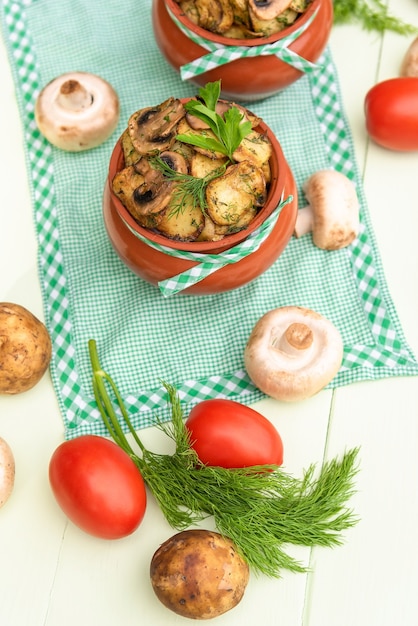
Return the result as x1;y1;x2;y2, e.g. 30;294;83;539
294;205;313;238
272;323;313;356
56;79;93;112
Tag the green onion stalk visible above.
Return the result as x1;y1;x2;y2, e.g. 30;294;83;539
89;339;360;578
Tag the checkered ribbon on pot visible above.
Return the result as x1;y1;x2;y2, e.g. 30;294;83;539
167;8;323;80
121;195;293;296
1;0;417;440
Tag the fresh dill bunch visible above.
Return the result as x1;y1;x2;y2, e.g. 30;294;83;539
149;155;226;216
333;0;418;35
89;339;360;578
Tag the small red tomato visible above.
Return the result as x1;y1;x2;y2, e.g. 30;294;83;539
49;435;147;539
364;77;418;151
185;399;283;469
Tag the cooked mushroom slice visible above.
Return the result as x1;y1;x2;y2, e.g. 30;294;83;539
216;100;261;128
248;0;294;20
159;150;189;175
35;71;119;151
157;194;205;241
190;152;228;178
249;6;298;35
232;129;272;170
133;180;174;215
294;169;360;250
244;306;344;402
195;0;234;34
128;97;185;155
121;129;140;166
112;163;174;217
206;161;266;226
133;155;164;185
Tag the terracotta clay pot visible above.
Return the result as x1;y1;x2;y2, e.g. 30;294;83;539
151;0;333;101
103;102;298;296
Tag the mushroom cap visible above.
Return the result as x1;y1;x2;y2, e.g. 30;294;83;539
35;71;120;151
248;0;294;20
244;306;344;402
299;169;360;250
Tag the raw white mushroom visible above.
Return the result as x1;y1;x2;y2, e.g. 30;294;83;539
244;306;344;402
294;169;360;250
400;36;418;77
35;71;120;151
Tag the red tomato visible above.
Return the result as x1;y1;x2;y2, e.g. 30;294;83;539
185;399;283;469
49;435;147;539
364;77;418;151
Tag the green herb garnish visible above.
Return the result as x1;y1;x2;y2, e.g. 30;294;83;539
176;80;252;160
89;339;359;578
333;0;418;35
149;155;226;216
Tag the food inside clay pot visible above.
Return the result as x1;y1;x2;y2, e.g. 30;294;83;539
175;0;314;38
111;80;274;242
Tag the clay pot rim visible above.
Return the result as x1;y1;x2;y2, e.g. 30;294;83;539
109;98;291;254
164;0;321;48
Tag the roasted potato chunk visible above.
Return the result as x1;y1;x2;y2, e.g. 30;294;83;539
157;193;205;240
232;129;273;170
120;129;140;166
190;152;228;178
205;160;266;226
112;166;145;220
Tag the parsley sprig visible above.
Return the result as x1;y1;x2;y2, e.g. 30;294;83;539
176;80;252;160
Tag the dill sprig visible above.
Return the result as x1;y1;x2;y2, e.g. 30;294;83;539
149;155;226;216
333;0;418;35
89;339;360;578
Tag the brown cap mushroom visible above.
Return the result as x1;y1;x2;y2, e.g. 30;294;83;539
35;71;120;151
244;306;344;402
294;170;360;250
248;0;293;20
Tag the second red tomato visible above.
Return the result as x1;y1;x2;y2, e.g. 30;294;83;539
364;77;418;151
185;399;284;469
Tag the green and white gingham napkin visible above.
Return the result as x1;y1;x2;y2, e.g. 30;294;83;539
1;0;418;439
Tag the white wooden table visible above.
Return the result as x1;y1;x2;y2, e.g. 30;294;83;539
1;2;418;624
